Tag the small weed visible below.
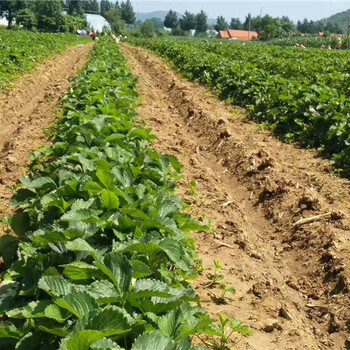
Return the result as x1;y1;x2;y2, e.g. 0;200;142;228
196;314;253;349
205;260;225;288
189;180;198;197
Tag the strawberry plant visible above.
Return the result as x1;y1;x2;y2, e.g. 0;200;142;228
0;38;250;349
131;38;350;176
0;29;90;90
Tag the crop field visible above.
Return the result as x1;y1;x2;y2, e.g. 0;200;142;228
1;30;350;350
132;38;350;175
0;30;90;89
262;36;343;48
0;38;252;349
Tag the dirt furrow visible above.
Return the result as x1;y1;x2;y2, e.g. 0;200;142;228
121;43;350;350
0;44;92;221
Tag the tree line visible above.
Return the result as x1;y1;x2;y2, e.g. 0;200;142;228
0;0;136;33
164;10;208;36
162;9;344;39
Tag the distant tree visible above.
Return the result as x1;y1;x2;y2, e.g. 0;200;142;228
141;19;155;37
82;0;99;13
67;0;84;16
281;16;293;24
229;17;242;29
105;8;125;33
334;22;343;34
242;13;252;30
171;26;188;36
120;0;135;25
214;15;229;31
179;11;196;31
296;20;304;33
280;18;294;34
324;21;343;34
16;8;38;30
164;9;178;29
0;0;26;28
30;0;65;32
149;17;164;30
61;14;87;32
195;10;208;34
250;15;294;40
297;18;322;34
100;0;113;16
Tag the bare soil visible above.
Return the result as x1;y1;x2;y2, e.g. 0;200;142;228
121;44;350;350
0;44;92;220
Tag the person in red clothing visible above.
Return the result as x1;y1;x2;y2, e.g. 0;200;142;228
89;31;97;40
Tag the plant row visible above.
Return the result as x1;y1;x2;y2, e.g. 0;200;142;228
131;38;350;175
0;30;90;90
134;38;350;90
201;41;350;89
0;38;250;349
262;36;345;49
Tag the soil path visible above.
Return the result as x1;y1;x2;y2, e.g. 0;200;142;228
121;44;350;350
0;44;92;220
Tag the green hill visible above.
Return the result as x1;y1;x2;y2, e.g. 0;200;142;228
319;9;350;33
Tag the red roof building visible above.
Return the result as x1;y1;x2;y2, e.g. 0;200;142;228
219;29;258;41
219;30;230;39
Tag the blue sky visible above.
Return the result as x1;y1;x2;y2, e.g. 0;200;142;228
132;1;350;22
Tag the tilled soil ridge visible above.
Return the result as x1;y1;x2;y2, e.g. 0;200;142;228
0;44;92;219
121;43;350;350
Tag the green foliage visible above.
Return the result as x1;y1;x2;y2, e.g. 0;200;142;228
130;37;350;175
197;314;253;349
100;0;116;17
66;0;84;17
16;8;38;31
120;0;136;25
105;8;126;34
164;10;178;29
141;19;155;38
214;16;229;32
242;13;252;31
0;0;26;28
0;31;90;90
29;0;64;32
82;0;100;13
297;18;343;34
60;14;87;33
229;18;242;30
171;27;189;37
318;9;349;33
265;36;341;48
254;15;294;40
179;11;196;32
14;0;86;33
0;38;250;349
195;10;208;34
149;17;164;30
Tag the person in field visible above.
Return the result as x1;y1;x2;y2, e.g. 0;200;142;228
336;38;342;49
89;31;97;40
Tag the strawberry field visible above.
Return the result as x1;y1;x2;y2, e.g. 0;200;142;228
0;29;90;90
0;38;251;349
131;38;350;176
